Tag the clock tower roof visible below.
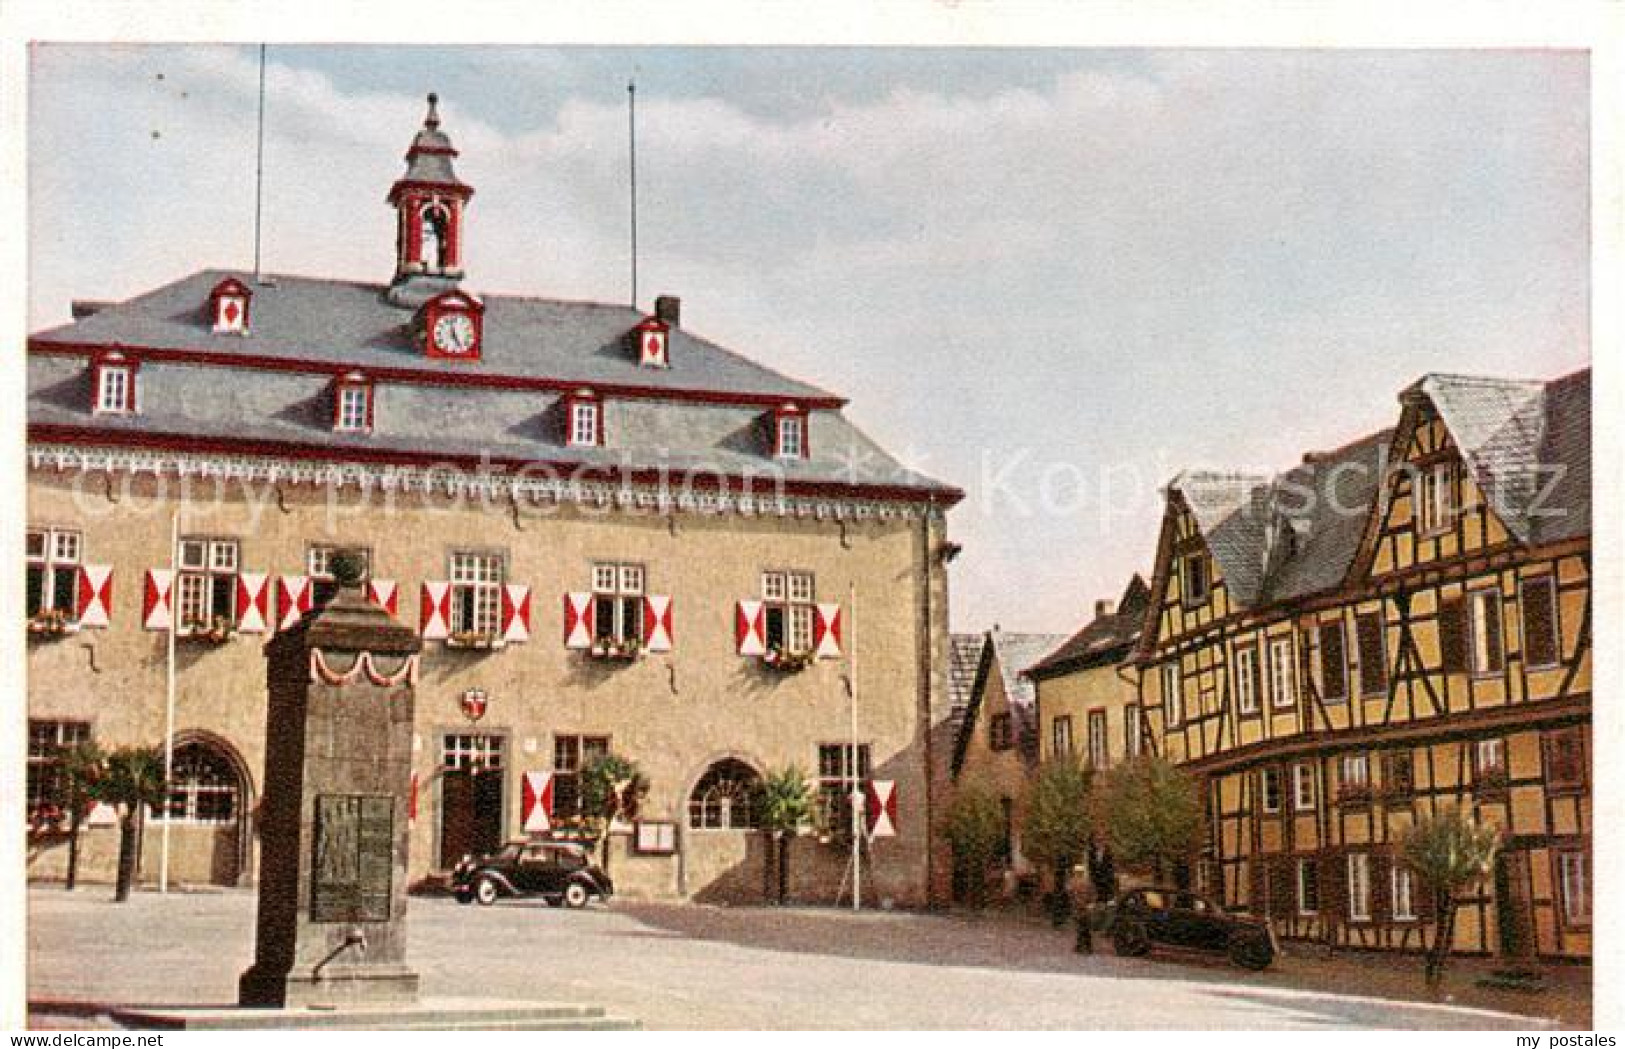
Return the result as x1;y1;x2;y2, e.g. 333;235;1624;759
389;93;472;201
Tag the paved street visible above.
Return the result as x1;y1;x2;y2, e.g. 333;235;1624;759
28;887;1570;1030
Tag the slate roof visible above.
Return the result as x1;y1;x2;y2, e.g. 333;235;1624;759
1027;575;1150;679
946;632;985;728
950;629;1067;774
1146;367;1589;634
27;271;958;499
32;269;835;402
1413;369;1590;546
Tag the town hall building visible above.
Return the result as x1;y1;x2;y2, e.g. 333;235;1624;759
25;95;961;905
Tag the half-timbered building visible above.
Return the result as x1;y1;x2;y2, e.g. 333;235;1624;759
25;96;961;905
1135;369;1591;961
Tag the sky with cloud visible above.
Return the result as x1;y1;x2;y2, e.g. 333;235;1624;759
27;45;1589;632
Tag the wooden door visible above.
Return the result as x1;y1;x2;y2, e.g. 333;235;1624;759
440;771;472;869
1495;850;1534;958
472;770;504;858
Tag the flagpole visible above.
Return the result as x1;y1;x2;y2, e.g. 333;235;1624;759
627;79;638;309
849;582;860;912
253;44;267;281
159;508;178;893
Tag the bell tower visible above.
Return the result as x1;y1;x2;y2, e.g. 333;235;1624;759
386;93;474;308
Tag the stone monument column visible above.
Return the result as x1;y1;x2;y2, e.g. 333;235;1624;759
239;578;423;1009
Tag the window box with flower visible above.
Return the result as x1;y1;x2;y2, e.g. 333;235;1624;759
27;608;80;640
180;616;238;644
446;629;505;651
762;646;815;673
587;635;643;663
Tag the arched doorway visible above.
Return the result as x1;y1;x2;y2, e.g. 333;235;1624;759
164;733;254;886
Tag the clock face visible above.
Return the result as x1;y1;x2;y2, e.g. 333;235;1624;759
433;312;476;355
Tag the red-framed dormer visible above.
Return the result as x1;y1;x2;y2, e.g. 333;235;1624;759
332;371;375;434
90;351;139;415
633;315;670;369
565;388;604;448
208;277;253;335
773;403;809;460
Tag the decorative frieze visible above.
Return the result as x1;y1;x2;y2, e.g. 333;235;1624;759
26;442;937;523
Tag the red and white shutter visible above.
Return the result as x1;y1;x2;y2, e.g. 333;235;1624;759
644;595;673;653
142;569;173;631
367;579;399;616
735;600;766;656
235;572;270;633
501;584;532;643
75;565;113;628
814;603;843;659
276;575;312;631
865;779;898;840
563;592;594;649
420;581;452;641
521;771;555;833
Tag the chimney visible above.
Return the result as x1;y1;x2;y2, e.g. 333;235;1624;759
655;294;681;327
1095;599;1114;619
71;300;112;319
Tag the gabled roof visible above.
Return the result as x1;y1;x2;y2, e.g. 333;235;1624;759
950;629;1067;775
1027;575;1150;679
946;633;985;730
1407;369;1590;546
1161;429;1391;612
1136;366;1590;659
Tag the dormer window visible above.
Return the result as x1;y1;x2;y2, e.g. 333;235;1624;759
634;316;670;368
773;405;808;460
567;390;602;447
207;277;252;335
91;354;137;415
332;373;373;433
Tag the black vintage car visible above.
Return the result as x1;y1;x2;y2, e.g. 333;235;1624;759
451;840;614;908
1103;887;1276;970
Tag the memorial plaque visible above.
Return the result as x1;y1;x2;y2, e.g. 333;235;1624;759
311;794;395;923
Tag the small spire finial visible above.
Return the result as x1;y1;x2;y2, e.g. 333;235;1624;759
425;92;440;130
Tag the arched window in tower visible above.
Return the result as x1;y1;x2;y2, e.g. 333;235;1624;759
419;204;450;269
688;758;763;830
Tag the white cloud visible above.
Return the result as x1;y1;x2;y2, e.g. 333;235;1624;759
28;47;1589;631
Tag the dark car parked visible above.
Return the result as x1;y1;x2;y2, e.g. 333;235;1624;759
452;840;614;908
1103;887;1276;970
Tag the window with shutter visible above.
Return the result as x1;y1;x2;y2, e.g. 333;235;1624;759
1318;620;1348;702
1267;636;1296;710
1382;749;1414;799
1391;861;1417;922
1557;851;1590;926
1355;611;1387;696
1259;767;1283;814
1543;727;1586;793
1233;643;1260;715
25;528;81;622
1292;762;1316;812
1296;858;1319;915
176;537;239;634
1346;853;1372;922
1520;575;1560;669
1438;597;1468;674
1468;588;1504;674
